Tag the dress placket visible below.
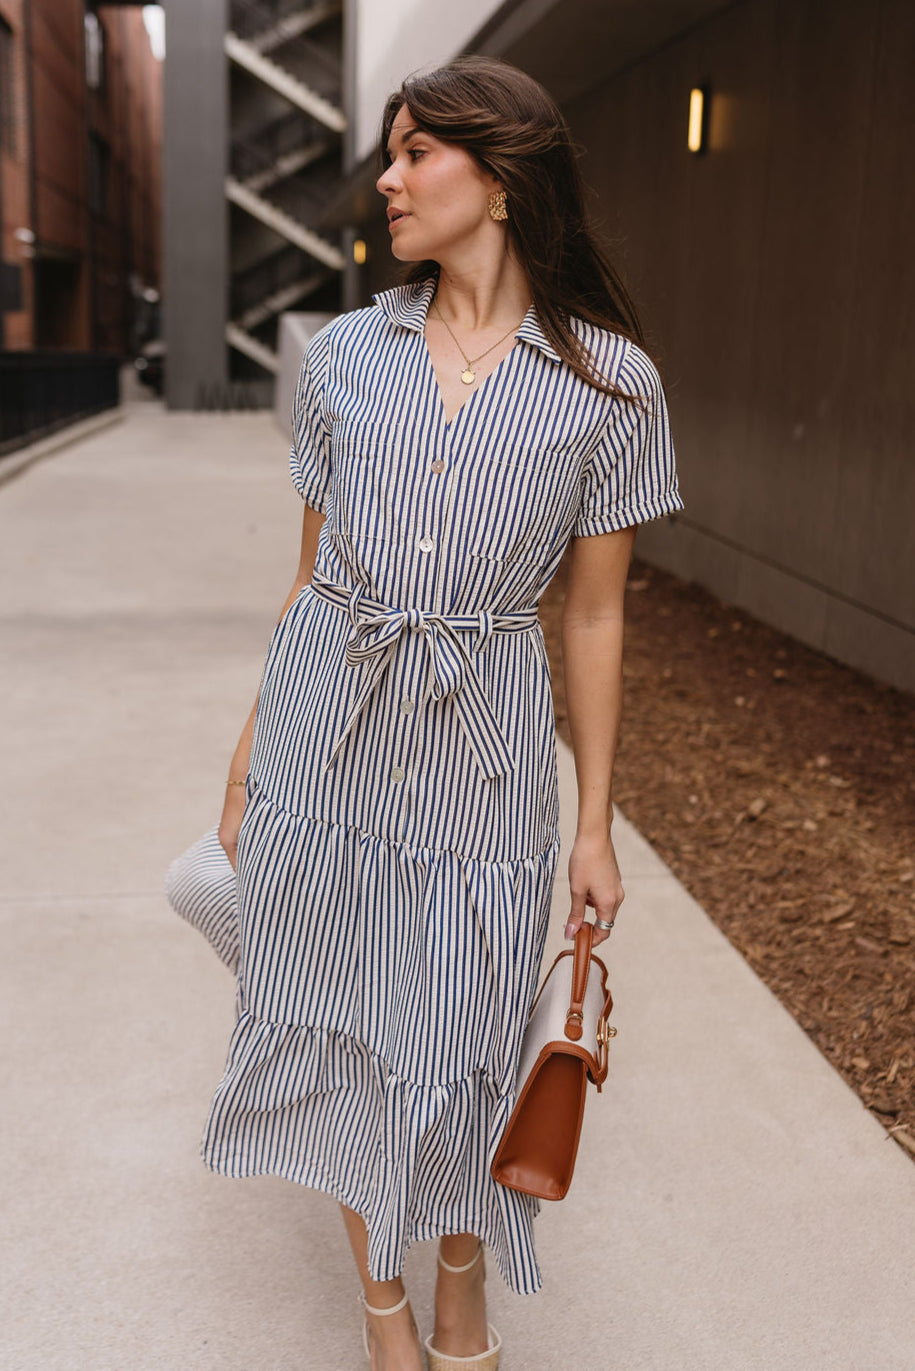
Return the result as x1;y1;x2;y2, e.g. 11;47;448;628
399;367;452;825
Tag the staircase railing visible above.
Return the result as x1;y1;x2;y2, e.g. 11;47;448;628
225;0;344;378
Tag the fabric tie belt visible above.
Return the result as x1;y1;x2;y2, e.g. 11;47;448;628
310;572;539;780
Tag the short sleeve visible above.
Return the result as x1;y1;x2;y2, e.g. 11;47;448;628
573;343;684;537
289;326;333;512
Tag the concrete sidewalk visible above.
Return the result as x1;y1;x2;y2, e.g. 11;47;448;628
1;398;913;1371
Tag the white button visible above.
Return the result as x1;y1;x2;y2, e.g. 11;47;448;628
390;766;405;783
418;535;434;553
400;698;414;714
431;459;445;474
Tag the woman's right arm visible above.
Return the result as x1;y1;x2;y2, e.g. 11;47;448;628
218;502;326;869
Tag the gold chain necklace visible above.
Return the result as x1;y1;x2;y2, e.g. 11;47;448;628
430;298;527;385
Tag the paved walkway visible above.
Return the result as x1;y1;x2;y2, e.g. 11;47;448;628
1;395;913;1371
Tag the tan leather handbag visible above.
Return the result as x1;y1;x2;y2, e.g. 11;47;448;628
491;923;616;1200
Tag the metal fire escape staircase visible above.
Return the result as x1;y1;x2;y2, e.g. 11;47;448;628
225;2;345;376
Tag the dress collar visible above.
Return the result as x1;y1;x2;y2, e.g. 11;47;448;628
372;276;562;364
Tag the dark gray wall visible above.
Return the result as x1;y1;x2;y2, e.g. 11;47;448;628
565;0;915;692
162;0;228;409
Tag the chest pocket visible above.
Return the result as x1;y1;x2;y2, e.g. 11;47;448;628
330;419;405;545
467;445;575;564
469;523;551;566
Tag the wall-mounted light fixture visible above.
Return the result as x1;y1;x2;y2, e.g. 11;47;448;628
14;227;36;259
688;85;710;154
353;238;367;266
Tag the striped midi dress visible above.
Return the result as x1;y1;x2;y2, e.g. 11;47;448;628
173;277;682;1296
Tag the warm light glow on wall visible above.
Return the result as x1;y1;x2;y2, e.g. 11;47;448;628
688;87;707;153
353;239;367;265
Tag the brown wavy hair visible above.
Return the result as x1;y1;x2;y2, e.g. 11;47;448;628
380;55;648;400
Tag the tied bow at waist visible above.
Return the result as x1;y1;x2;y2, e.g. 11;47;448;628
310;572;539;780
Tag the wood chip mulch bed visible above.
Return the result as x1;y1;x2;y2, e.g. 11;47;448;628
539;551;915;1160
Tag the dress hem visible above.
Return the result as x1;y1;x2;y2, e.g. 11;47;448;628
200;1146;544;1296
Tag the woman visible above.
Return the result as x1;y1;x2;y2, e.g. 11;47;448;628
168;55;682;1371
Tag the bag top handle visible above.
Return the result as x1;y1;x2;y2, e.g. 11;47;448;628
564;924;594;1041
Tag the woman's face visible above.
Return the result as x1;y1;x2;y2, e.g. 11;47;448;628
376;103;501;263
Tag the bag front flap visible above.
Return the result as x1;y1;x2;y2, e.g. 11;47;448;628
493;1051;589;1200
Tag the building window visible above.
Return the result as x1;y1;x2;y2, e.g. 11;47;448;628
1;261;23;312
85;12;105;91
0;17;16;156
88;132;110;216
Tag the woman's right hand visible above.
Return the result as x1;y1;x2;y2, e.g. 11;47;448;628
215;508;324;873
218;783;248;871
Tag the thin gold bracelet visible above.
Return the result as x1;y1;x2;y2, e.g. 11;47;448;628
226;778;246;787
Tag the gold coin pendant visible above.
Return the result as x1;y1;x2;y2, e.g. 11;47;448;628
461;368;476;385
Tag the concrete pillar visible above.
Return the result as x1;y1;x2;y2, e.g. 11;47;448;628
162;0;228;409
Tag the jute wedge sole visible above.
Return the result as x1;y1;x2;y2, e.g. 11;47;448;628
425;1323;502;1371
424;1245;502;1370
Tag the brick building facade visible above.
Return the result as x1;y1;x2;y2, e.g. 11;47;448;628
0;0;161;354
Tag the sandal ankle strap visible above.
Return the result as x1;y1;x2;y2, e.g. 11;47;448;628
360;1289;410;1318
437;1242;484;1274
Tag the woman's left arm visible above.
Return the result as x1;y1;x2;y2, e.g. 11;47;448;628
560;525;637;947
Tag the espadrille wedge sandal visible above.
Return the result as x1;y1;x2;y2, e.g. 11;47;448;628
360;1288;422;1367
424;1245;502;1371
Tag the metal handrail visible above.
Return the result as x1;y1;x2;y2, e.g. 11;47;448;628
0;352;120;455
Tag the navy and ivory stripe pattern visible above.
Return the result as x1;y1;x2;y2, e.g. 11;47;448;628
183;276;682;1296
165;827;240;974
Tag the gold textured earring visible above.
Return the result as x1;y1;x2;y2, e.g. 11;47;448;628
488;190;508;222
